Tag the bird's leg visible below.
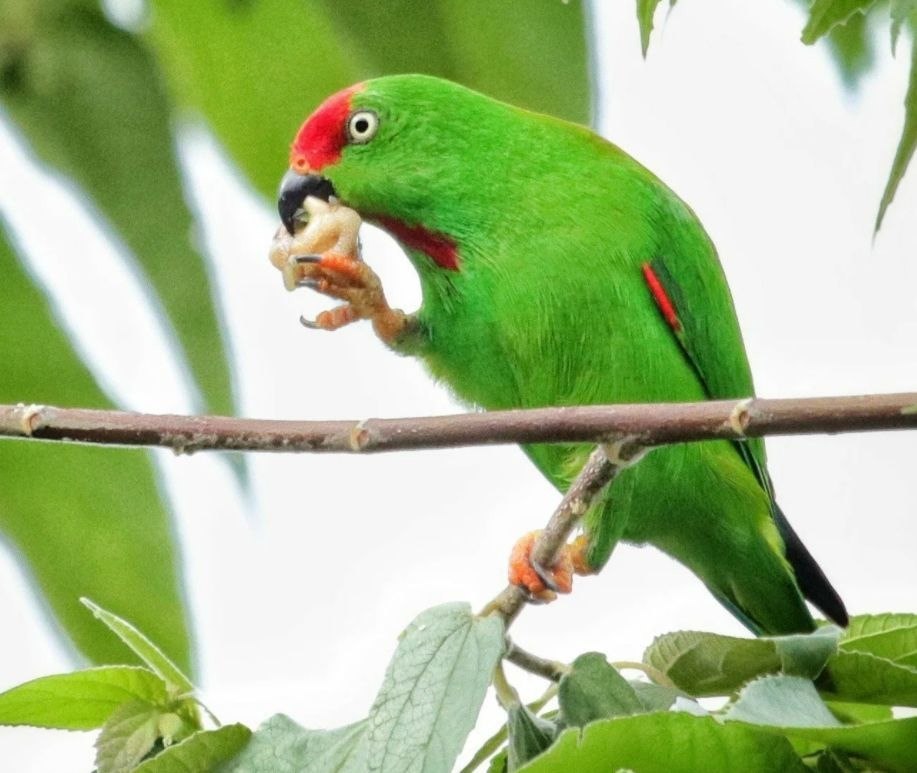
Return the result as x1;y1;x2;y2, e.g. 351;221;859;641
294;253;414;346
508;439;647;602
269;197;423;349
508;532;594;602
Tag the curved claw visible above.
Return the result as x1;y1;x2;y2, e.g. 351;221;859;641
296;278;321;290
294;254;322;264
530;557;564;594
299;315;320;329
508;531;573;602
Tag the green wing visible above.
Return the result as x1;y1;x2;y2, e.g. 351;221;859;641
642;255;848;627
641;256;772;496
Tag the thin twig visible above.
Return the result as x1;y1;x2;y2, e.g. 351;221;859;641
0;393;915;454
610;660;677;690
480;446;626;626
505;640;570;682
491;662;520;710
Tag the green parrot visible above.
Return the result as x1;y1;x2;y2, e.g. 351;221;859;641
276;74;847;635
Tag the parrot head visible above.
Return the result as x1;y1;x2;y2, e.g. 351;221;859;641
277;74;540;273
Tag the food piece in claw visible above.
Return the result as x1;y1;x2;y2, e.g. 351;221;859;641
268;196;363;290
267;194;411;342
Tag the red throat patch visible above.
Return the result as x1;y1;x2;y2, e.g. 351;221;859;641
290;83;363;172
376;216;460;271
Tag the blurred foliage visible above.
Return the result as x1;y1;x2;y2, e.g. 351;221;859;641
875;30;917;229
146;0;590;198
640;0;917;230
0;600;241;771
0;0;235;417
800;0;879;44
0;0;587;672
821;8;878;86
637;0;676;56
799;0;917;230
0;230;191;670
4;612;916;772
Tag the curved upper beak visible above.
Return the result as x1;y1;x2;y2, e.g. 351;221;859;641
277;170;337;235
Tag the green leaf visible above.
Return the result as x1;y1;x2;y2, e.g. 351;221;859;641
226;604;503;772
134;724;252;772
824;649;917;706
877;40;917;231
318;0;591;124
366;603;505;772
459;721;510;773
801;0;879;45
825;700;893;724
558;653;644;726
775;627;843;676
840;612;917;664
487;750;508;773
0;666;168;730
0;231;192;671
900;650;917;668
629;680;683;711
822;8;876;87
724;675;841;728
643;627;839;696
637;0;664;56
783;718;917;773
645;631;776;695
82;598;195;695
147;0;357;199
0;0;235;417
95;701;163;773
725;680;917;772
890;0;917;53
460;694;557;773
147;0;589;201
220;715;369;773
506;705;556;772
813;749;861;773
518;713;807;772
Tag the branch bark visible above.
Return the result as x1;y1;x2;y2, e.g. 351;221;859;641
5;393;916;662
1;392;915;454
505;640;571;682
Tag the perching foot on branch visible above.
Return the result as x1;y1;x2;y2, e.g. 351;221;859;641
509;531;593;602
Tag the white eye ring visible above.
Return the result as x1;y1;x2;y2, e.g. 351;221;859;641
346;110;379;144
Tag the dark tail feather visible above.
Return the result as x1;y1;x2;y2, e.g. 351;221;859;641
773;505;849;627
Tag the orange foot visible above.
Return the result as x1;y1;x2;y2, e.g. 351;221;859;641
294;251;409;344
508;532;593;602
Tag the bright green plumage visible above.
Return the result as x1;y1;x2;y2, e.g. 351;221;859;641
299;74;846;635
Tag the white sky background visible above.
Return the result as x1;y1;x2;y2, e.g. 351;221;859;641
1;1;916;768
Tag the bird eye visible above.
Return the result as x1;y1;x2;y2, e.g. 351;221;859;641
346;110;379;144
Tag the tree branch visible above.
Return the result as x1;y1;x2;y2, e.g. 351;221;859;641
4;394;915;634
0;392;915;454
505;640;570;682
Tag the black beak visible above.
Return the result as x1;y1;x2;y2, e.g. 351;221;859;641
277;171;336;235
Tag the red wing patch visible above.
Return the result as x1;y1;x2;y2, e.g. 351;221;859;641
642;262;682;332
641;258;712;402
